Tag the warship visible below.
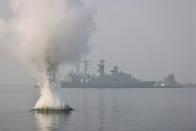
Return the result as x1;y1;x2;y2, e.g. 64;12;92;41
61;59;156;88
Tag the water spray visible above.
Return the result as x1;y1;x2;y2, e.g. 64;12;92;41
0;0;94;111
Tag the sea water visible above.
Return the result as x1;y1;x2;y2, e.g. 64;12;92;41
0;85;196;131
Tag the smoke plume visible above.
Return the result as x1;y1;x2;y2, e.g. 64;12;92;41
0;0;95;110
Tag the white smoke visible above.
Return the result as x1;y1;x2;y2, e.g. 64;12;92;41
0;0;95;110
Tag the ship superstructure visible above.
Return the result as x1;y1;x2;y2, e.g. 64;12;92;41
61;59;156;88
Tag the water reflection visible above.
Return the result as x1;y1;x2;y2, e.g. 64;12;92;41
34;111;71;131
82;89;89;130
98;89;105;131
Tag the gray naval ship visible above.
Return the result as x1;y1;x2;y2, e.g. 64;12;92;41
61;59;156;88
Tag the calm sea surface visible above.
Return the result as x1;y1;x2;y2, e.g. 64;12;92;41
0;86;196;131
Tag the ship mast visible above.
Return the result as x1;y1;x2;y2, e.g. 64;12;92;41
76;64;80;75
98;59;105;76
83;59;90;75
81;59;91;83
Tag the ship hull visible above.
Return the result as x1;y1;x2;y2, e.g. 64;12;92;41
61;81;156;88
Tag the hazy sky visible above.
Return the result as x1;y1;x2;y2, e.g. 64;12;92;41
86;0;196;83
0;0;196;84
